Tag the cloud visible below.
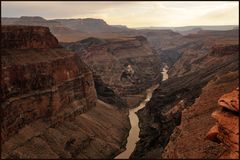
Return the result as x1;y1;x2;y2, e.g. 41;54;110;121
1;1;239;27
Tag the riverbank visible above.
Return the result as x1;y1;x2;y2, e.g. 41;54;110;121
115;66;168;159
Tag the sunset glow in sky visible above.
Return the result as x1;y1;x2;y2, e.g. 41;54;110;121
1;1;239;28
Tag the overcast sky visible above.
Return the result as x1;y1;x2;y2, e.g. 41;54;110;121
1;1;239;27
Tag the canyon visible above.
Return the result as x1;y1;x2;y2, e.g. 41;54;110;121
1;25;130;159
115;66;169;159
130;30;239;158
1;16;239;159
61;36;162;107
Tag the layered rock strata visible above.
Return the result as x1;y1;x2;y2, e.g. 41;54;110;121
1;100;130;159
162;71;239;159
131;47;239;158
1;25;59;49
62;36;162;107
207;88;239;159
1;25;130;159
168;29;239;77
1;25;97;142
93;73;128;109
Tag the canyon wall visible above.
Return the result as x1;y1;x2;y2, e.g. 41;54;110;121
1;17;133;42
93;73;128;109
1;25;97;142
206;88;239;159
162;72;239;159
62;36;163;107
131;30;239;158
168;29;239;77
1;25;130;159
1;25;59;49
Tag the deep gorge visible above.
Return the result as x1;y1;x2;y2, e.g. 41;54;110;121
1;15;239;159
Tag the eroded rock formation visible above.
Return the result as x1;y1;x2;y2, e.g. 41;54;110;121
1;25;130;159
1;25;59;49
62;36;162;107
207;88;239;159
93;73;128;109
162;72;239;159
1;25;97;142
168;29;239;77
131;29;239;158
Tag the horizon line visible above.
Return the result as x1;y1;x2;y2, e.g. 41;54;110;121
2;16;239;29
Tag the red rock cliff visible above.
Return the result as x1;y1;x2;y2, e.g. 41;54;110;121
1;25;59;49
1;26;97;142
207;88;239;159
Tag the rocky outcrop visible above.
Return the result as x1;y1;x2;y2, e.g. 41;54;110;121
62;36;162;107
2;17;74;35
1;25;59;49
131;40;239;158
162;71;238;159
207;88;239;159
54;18;130;33
1;100;130;159
1;17;133;42
93;73;128;109
1;25;97;142
135;29;187;51
168;29;239;77
1;25;130;159
210;45;239;57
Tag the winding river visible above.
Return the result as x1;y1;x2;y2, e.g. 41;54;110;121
115;66;169;159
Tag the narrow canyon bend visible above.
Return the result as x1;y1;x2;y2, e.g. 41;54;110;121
1;15;239;159
115;66;169;159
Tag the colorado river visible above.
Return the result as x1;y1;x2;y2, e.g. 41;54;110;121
115;66;168;159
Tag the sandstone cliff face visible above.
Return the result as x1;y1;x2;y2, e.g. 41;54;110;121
2;17;75;36
131;29;239;158
1;25;130;159
135;29;188;51
1;25;59;49
162;71;239;159
1;100;130;159
62;36;162;107
134;29;191;68
207;88;239;159
168;29;239;77
1;17;133;42
1;25;97;142
93;73;128;109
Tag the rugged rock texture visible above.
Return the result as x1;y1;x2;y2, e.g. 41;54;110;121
1;25;97;142
131;29;239;158
93;73;128;109
169;29;239;77
162;71;239;159
1;17;133;42
207;88;239;159
1;25;59;49
53;18;130;33
135;29;187;51
2;17;75;36
62;36;162;107
1;100;130;159
1;25;130;159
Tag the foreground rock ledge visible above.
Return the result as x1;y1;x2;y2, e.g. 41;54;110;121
207;88;239;159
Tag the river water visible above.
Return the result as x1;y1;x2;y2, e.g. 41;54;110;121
115;66;169;159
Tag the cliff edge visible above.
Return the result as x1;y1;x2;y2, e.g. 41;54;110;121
1;25;130;159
